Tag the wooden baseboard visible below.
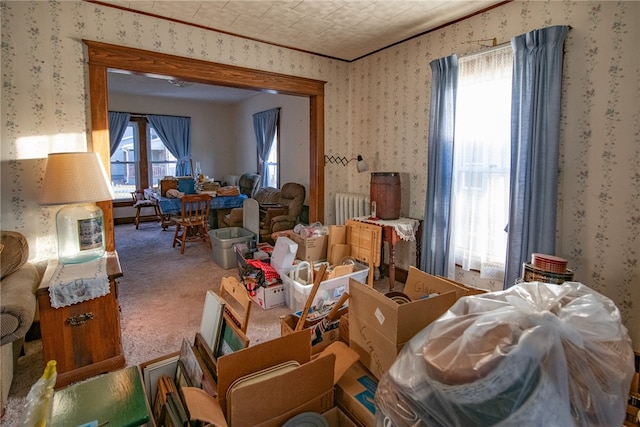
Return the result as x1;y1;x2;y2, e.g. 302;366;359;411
114;217;161;225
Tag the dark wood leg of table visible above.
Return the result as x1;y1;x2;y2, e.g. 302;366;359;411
380;225;399;291
160;214;175;230
388;239;396;291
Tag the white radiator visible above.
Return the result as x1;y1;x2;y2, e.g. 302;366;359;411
335;193;370;225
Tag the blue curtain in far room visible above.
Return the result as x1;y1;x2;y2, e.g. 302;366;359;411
253;108;280;187
421;55;458;276
108;111;130;156
504;25;570;288
147;114;192;176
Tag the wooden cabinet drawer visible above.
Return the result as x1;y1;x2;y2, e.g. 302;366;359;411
37;252;125;388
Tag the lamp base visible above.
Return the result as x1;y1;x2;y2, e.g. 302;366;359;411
56;203;106;264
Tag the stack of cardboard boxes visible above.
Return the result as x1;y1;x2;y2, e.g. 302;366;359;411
334;267;486;426
138;225;485;426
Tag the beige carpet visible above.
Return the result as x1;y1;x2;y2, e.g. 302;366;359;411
1;222;396;425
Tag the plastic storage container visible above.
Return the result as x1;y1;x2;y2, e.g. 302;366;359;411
209;227;255;269
281;262;369;313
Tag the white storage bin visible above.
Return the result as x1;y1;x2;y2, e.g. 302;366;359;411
281;262;369;313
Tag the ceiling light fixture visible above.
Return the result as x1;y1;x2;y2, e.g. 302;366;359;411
167;79;193;88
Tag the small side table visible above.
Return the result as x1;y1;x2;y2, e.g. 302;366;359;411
352;217;422;291
36;252;125;389
50;366;150;427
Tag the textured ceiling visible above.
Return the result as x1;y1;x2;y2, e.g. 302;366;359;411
101;0;507;101
95;0;506;62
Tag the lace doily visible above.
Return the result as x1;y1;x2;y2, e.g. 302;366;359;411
49;256;110;308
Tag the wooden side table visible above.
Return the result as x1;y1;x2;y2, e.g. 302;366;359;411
36;252;125;389
352;217;422;291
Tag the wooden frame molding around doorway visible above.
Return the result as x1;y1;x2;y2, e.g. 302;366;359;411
84;40;326;251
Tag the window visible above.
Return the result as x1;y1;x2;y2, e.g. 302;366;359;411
451;46;513;279
110;122;138;200
110;118;177;200
148;126;177;186
261;127;279;188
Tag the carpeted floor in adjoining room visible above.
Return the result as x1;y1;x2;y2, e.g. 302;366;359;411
1;221;397;425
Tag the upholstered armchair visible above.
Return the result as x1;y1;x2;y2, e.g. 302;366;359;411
1;231;43;415
222;186;280;228
238;173;261;198
259;182;306;243
216;172;261;228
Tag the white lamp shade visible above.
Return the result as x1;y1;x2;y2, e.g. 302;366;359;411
40;152;114;264
357;158;369;173
39;152;115;205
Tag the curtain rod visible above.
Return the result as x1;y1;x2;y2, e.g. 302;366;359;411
461;25;573;58
460;39;511;59
109;111;190;119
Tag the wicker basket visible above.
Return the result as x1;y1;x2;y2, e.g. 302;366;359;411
522;263;574;284
531;253;568;273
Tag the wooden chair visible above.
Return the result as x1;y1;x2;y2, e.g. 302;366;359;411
218;276;252;334
172;193;213;254
131;189;161;229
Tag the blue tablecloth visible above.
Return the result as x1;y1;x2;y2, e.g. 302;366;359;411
153;193;247;214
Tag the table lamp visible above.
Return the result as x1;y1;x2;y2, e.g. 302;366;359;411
39;152;115;264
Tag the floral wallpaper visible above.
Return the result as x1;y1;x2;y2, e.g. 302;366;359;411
347;0;639;347
1;1;638;348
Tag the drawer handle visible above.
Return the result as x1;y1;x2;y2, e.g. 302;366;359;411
66;312;94;326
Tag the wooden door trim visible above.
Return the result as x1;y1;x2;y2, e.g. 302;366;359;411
85;40;325;250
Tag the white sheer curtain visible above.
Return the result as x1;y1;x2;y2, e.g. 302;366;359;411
451;46;513;279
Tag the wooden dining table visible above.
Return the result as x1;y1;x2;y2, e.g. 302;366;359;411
145;189;247;229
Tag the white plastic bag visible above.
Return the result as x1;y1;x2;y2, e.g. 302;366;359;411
375;281;635;427
20;360;57;427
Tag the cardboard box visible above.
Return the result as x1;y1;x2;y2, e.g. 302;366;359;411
339;313;349;345
323;407;359;427
327;225;348;265
289;232;328;262
216;330;332;427
149;335;360;427
334;360;378;427
280;313;343;354
250;283;287;310
348;267;480;379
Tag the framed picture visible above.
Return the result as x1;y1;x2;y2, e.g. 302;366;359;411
194;332;218;381
198;290;226;355
140;351;179;407
175;360;192;389
178;338;202;388
153;375;177;424
77;217;104;251
215;315;250;358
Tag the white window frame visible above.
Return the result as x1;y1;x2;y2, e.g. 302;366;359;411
450;45;513;280
109;118;177;201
